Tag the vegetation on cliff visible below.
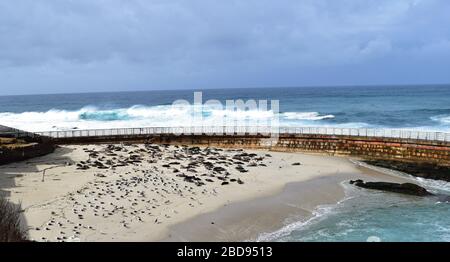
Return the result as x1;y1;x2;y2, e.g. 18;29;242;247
0;196;28;242
0;137;29;149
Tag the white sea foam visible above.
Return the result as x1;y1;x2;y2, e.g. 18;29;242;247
352;160;450;194
0;105;337;132
2;105;449;133
255;204;335;242
255;181;356;242
431;115;450;124
281;112;335;121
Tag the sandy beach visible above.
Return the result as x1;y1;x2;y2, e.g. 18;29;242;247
164;164;410;242
0;143;408;242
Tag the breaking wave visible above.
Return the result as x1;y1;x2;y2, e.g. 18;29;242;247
281;112;335;121
1;105;449;133
0;105;339;132
431;115;450;124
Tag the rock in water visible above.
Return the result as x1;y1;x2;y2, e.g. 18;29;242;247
350;180;433;196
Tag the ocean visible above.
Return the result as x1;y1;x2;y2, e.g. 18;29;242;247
1;84;450;242
258;167;450;242
0;85;449;132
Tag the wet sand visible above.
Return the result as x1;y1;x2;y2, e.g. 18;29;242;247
164;165;410;242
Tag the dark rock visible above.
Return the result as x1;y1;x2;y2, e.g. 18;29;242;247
292;162;301;166
349;179;363;185
203;162;214;170
350;180;433;196
93;160;103;166
188;147;201;154
236;165;248;173
213;166;226;173
364;160;450;182
76;165;90;170
89;152;99;158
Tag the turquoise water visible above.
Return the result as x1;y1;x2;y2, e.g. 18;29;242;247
259;179;450;242
0;85;449;132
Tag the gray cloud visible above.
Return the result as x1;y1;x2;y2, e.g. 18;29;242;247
0;0;449;94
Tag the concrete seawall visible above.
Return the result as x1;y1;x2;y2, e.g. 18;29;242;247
50;133;450;166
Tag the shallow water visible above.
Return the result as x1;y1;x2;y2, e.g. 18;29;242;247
259;175;450;242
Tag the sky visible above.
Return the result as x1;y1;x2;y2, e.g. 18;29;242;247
1;0;450;95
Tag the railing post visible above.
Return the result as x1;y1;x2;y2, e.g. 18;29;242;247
26;126;450;143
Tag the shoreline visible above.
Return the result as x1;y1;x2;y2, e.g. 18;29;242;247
162;164;411;242
0;144;411;242
162;175;346;242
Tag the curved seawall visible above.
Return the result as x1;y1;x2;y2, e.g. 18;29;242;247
48;133;450;166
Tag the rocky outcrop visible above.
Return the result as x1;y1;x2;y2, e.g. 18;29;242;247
364;160;450;182
350;179;433;196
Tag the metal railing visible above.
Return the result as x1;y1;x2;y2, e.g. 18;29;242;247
34;126;450;142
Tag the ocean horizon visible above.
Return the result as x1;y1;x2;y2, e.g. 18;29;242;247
1;84;450;133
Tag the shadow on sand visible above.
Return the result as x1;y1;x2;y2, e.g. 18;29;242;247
0;146;75;241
